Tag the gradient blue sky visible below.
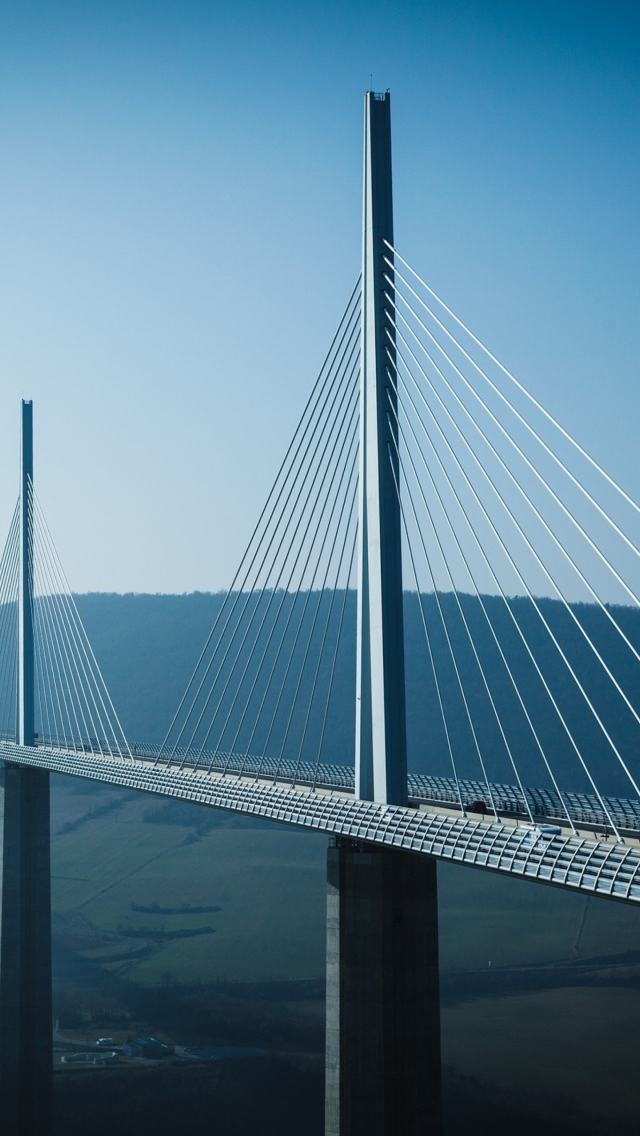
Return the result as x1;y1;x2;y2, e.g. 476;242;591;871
0;0;638;592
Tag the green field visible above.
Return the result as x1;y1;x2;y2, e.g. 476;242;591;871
52;772;640;983
442;987;640;1127
50;773;640;1130
52;777;328;984
439;859;640;970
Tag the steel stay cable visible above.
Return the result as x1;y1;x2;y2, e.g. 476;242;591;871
31;545;63;748
404;533;466;814
35;495;127;754
35;625;47;745
289;483;358;788
384;421;500;819
163;284;361;757
33;597;54;746
29;494;77;749
35;522;113;757
33;588;56;746
33;515;112;753
159;284;361;760
33;554;81;750
227;403;360;770
389;457;499;820
190;358;361;769
194;373;360;773
33;527;95;752
48;583;123;755
0;511;20;738
388;329;640;803
384;432;466;815
389;436;526;821
245;431;359;780
387;348;627;834
387;313;640;757
26;517;58;748
388;289;640;665
0;549;18;690
385;243;640;526
161;290;361;763
386;369;576;832
269;451;359;786
170;327;361;764
0;502;19;581
205;388;360;769
33;506;109;755
32;511;87;750
388;258;640;568
388;365;569;806
387;382;574;829
0;561;18;739
0;508;19;727
34;496;129;758
387;284;640;615
36;534;114;759
391;359;622;838
310;524;358;791
0;505;19;608
0;507;19;647
232;430;358;780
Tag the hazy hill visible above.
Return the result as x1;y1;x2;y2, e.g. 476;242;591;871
75;591;640;798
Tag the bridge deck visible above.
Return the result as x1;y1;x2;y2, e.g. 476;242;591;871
124;743;640;837
2;740;640;905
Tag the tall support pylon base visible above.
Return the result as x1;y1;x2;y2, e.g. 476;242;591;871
0;400;53;1135
0;765;53;1136
325;838;442;1136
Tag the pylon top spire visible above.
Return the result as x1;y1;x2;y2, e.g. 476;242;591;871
18;399;34;747
355;90;408;805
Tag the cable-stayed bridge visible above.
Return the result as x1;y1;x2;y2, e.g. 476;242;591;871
2;92;640;1135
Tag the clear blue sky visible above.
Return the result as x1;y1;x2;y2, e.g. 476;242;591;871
0;0;638;593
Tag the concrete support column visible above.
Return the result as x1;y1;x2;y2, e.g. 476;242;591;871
325;838;442;1136
0;763;52;1136
0;401;52;1135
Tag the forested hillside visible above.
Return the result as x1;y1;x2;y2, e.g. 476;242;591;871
76;591;640;798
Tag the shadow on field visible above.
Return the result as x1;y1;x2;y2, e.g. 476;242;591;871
52;936;639;1136
54;1057;323;1136
53;1060;636;1136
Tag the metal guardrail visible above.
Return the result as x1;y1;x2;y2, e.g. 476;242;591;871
5;730;640;835
107;739;640;836
5;727;640;836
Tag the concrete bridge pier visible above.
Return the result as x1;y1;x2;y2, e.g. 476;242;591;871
0;764;53;1136
325;838;442;1136
0;400;53;1135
